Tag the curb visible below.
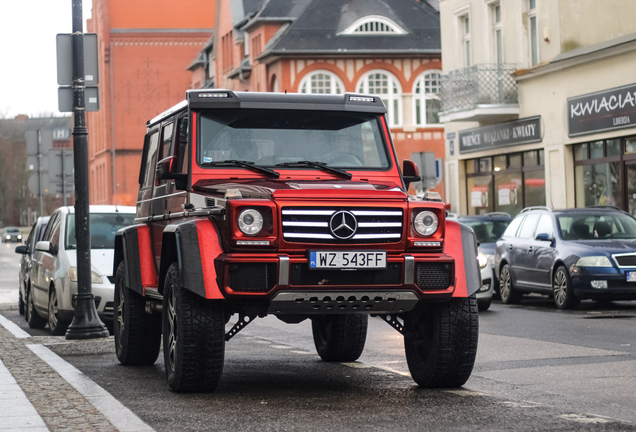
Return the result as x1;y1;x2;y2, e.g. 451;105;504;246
0;303;19;311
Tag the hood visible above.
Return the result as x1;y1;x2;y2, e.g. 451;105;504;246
65;249;115;278
192;179;407;200
564;239;636;256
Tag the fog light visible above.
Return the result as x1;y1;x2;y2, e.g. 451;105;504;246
479;278;491;292
591;280;608;289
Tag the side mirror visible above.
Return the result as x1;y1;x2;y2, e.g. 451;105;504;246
402;159;421;189
35;241;55;254
155;156;175;181
535;233;553;242
15;245;28;255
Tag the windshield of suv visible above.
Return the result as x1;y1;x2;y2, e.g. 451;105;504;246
198;110;389;169
462;220;511;244
65;213;135;249
557;213;636;240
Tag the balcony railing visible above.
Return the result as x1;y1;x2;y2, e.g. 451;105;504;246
440;64;518;115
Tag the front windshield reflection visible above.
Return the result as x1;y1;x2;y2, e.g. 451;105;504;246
558;213;636;240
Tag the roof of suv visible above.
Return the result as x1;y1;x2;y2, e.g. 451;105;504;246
519;207;629;216
148;90;388;127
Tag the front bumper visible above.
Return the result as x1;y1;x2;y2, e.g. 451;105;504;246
571;267;636;300
217;253;456;302
477;265;493;302
58;281;115;323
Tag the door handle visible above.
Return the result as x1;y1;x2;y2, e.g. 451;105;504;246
528;246;533;252
508;244;513;250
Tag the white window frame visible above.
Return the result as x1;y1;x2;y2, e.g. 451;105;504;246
528;0;539;66
492;2;503;64
412;70;442;127
298;70;345;94
339;16;408;35
356;70;403;127
462;15;471;67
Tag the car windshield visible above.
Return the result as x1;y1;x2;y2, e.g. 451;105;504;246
5;228;19;233
198;109;389;169
65;213;135;249
462;220;511;244
557;213;636;240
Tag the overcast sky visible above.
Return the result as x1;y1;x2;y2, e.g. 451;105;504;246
0;0;92;118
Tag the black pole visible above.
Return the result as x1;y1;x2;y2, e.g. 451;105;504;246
66;0;108;340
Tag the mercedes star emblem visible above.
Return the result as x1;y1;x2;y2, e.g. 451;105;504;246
329;211;357;239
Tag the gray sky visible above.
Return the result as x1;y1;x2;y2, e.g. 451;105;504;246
0;0;92;118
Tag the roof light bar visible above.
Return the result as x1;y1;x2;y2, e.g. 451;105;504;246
199;92;230;98
349;96;375;102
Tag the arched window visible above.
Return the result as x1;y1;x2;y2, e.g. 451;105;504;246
299;71;344;94
340;16;407;35
356;70;402;127
413;70;441;126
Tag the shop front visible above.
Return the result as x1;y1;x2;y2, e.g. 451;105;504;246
458;117;545;216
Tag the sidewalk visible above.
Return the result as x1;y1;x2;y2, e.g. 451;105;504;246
0;277;19;311
0;314;154;431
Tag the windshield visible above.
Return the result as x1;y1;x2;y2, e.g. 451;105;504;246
198;109;389;169
557;213;636;240
66;213;135;249
463;220;511;244
5;228;19;233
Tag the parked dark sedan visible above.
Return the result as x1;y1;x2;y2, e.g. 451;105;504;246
15;217;49;316
495;206;636;309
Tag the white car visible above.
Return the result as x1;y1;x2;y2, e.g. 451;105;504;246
26;205;135;334
476;254;494;311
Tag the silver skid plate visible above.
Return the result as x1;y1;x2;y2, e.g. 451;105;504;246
268;291;419;315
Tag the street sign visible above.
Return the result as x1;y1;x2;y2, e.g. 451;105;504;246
56;33;99;86
26;130;38;156
58;86;99;112
26;155;48;172
48;149;74;182
27;172;50;196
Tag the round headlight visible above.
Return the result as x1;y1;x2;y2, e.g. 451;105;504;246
413;211;438;236
238;209;263;236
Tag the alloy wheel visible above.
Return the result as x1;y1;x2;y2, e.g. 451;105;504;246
48;290;59;330
167;284;178;372
554;269;568;306
500;267;511;299
116;278;125;347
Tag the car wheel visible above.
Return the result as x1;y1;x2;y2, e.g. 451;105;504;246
18;288;25;315
404;296;479;388
114;262;161;365
499;264;522;304
553;266;580;310
27;285;47;329
163;262;225;392
48;288;70;335
311;315;368;362
477;298;492;312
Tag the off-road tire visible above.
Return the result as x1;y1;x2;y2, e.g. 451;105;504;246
477;297;491;312
553;266;580;310
27;285;47;329
48;287;70;336
404;296;479;388
163;263;225;392
311;314;368;362
114;262;162;365
499;264;522;304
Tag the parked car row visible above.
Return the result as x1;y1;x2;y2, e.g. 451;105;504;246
15;206;135;334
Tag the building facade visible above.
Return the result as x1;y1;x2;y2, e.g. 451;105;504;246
86;0;215;206
439;0;636;216
207;0;445;196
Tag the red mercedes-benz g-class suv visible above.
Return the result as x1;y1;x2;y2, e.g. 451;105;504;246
113;90;481;392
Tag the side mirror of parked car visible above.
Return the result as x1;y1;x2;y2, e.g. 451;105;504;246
14;245;28;254
156;156;187;190
402;159;421;189
35;241;56;255
535;233;553;242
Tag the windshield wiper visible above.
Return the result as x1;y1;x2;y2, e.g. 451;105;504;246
275;161;352;179
201;160;280;178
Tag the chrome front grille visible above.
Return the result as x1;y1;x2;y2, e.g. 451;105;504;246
281;207;403;244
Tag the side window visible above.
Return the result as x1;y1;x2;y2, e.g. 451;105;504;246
42;214;59;242
160;122;174;161
518;213;540;239
49;216;63;249
142;132;160;188
174;116;189;174
535;214;554;238
26;223;35;249
502;216;523;238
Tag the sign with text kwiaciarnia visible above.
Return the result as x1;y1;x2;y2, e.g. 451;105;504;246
458;116;541;154
568;83;636;137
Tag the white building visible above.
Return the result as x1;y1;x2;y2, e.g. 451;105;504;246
440;0;636;216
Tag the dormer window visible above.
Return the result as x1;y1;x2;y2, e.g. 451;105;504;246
340;16;407;35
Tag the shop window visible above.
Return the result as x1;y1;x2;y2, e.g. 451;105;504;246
525;170;546;208
626;138;636;154
607;139;620;157
575;162;622;209
509;154;522;167
467;175;494;215
590;141;604;159
494;155;506;171
495;173;523;215
574;143;588;160
523;150;538;166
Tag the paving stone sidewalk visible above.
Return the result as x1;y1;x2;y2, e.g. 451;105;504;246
0;323;117;431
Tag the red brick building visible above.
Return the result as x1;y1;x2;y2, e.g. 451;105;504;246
207;0;444;196
86;0;215;205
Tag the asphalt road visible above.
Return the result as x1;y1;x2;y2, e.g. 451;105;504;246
2;240;636;430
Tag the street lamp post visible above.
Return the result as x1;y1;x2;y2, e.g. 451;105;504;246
65;0;109;340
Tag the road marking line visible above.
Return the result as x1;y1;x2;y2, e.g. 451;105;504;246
0;359;47;429
27;344;155;432
271;345;292;349
559;414;612;424
341;362;372;369
0;313;31;339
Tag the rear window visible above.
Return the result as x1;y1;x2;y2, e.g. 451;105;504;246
462;220;511;244
66;213;135;249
